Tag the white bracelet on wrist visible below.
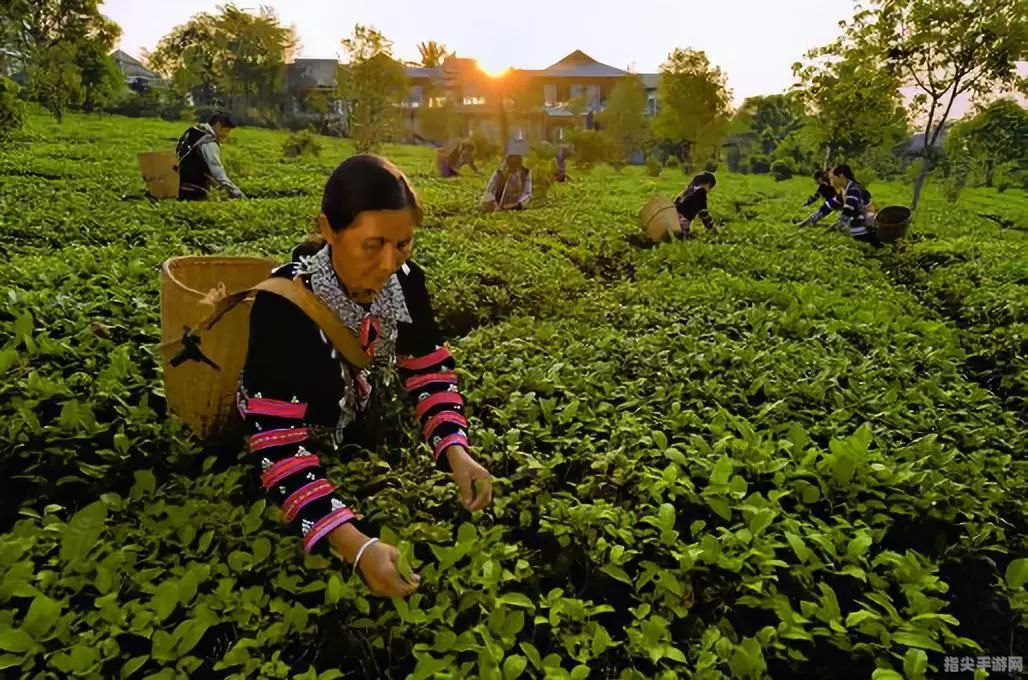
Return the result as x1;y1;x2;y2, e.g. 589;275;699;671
353;537;379;576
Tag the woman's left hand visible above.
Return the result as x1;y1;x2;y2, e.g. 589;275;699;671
446;446;492;512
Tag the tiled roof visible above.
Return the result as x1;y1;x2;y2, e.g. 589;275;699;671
111;50;161;80
542;50;628;78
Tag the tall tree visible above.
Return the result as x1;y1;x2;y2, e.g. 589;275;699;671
417;41;452;68
148;4;297;112
598;76;650;160
729;94;805;152
26;42;84;122
944;98;1028;186
653;48;732;164
827;0;1028;210
2;0;123;121
338;25;408;153
77;40;124;112
792;46;908;168
494;72;544;144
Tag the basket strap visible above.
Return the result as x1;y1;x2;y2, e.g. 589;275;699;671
158;276;370;370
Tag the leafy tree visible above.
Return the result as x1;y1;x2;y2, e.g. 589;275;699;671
77;41;124;112
419;98;461;143
944;98;1028;187
598;76;650;161
729;94;805;157
495;73;544;144
792;45;908;169
27;42;84;122
2;0;122;121
417;41;452;68
653;48;731;165
148;4;297;112
0;76;25;143
825;0;1028;210
303;89;332;131
338;25;408;153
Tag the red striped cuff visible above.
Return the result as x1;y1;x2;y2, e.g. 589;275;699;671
283;479;336;522
415;391;463;418
249;428;310;453
423;410;469;439
433;433;469;461
260;455;321;490
398;347;452;371
404;371;459;392
302;507;356;553
241;397;308;420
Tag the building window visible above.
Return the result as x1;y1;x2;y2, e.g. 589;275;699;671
586;85;601;109
408;85;424;107
463;95;486;106
647;95;657;116
570;84;584;100
429;96;447;108
544;84;557;107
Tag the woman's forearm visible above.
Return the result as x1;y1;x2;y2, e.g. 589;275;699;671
328;522;371;563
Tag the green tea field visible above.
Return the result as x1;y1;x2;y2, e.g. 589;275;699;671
0;112;1025;680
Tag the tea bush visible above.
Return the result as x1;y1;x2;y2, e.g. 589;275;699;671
0;112;1025;679
282;129;324;159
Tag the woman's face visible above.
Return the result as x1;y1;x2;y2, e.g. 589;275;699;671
829;171;846;190
318;208;415;304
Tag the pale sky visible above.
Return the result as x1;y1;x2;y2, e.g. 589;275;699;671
102;0;863;106
102;0;1024;114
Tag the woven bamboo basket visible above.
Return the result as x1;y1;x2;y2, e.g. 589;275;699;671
160;256;276;440
640;196;680;242
874;205;912;244
138;150;180;200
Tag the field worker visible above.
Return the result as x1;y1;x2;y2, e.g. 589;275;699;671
796;169;842;226
479;140;532;212
238;155;493;598
176;112;246;201
673;171;717;239
829;164;881;246
554;145;569;183
437;139;479;178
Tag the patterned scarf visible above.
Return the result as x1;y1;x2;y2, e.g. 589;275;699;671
296;245;412;442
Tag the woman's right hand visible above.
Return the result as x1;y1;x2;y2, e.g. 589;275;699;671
328;524;420;599
356;541;420;598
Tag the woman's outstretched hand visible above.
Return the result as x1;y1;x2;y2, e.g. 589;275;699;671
329;524;419;598
357;541;420;598
446;446;492;512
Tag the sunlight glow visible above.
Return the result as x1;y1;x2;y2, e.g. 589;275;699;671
479;62;511;78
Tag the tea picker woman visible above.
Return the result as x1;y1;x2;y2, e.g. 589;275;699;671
238;155;493;598
673;171;718;239
828;164;881;247
479;140;532;212
437;139;479;178
796;169;841;227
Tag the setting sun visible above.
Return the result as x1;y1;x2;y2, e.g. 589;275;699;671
478;61;511;78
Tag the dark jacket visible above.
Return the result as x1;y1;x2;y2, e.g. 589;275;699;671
836;181;873;236
237;251;470;554
674;185;714;230
805;182;840;208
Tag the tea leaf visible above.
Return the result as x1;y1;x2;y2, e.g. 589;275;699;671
60;501;107;563
0;628;34;653
502;654;527;680
1005;558;1028;589
22;595;59;639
